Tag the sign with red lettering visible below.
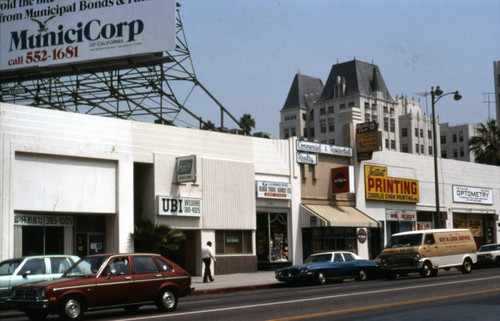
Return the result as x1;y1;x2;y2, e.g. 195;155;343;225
365;165;419;203
331;166;354;194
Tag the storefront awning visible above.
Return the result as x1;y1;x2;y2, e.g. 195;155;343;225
300;204;380;228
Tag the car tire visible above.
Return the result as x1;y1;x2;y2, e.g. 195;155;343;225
494;257;500;268
461;258;473;274
25;309;48;321
430;268;438;277
419;262;433;277
156;288;178;312
58;295;85;321
317;272;327;285
356;269;368;281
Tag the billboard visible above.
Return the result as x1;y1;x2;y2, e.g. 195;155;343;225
364;165;419;203
0;0;176;79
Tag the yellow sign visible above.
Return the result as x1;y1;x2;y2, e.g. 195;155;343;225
364;165;419;203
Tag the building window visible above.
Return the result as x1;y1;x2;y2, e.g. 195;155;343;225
459;132;464;142
284;129;289;139
328;119;335;132
372;114;378;121
384;117;389;131
402;144;408;153
329;139;335;144
441;135;446;144
383;106;388;113
402;128;408;137
216;230;252;254
415;144;419;153
291;127;296;136
372;104;377;111
391;140;396;149
309;110;314;121
442;150;447;158
320;120;326;134
328;106;334;113
340;103;346;109
452;134;457;143
429;146;433;155
348;102;355;107
415;128;418;137
453;149;458;157
320;108;326;115
303;128;307;137
419;129;423;137
385;139;389;148
428;130;432;139
460;148;465;157
364;102;370;110
420;145;424;153
365;113;370;122
309;128;315;137
302;113;307;121
390;119;395;132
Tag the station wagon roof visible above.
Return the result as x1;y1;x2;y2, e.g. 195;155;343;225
392;228;470;237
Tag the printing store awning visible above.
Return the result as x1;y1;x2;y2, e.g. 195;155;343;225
300;204;380;228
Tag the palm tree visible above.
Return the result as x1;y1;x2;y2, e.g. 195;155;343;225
468;119;500;166
202;120;216;131
239;113;256;135
130;215;186;257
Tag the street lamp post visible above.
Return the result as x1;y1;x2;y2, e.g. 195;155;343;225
430;86;462;229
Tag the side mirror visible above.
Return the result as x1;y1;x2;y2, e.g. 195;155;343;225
22;271;31;278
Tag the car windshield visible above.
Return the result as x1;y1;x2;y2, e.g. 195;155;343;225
387;234;422;248
63;256;108;277
304;254;332;263
478;245;499;252
0;259;23;276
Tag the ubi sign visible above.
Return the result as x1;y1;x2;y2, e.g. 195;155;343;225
157;196;202;217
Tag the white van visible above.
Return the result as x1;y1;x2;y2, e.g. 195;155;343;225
378;228;477;278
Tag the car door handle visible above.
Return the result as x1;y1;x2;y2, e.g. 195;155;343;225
156;274;162;278
125;276;132;280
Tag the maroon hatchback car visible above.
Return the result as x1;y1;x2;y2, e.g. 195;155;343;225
8;253;193;321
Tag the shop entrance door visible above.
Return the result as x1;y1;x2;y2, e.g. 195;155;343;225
76;233;105;257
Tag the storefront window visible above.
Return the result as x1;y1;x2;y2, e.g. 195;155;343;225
302;227;356;260
215;230;252;254
257;212;288;262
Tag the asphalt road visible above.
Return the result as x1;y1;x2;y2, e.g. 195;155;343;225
3;268;500;321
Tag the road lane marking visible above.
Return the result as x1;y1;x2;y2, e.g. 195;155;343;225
120;275;500;320
267;288;500;321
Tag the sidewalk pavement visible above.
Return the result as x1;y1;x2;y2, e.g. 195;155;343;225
189;271;282;296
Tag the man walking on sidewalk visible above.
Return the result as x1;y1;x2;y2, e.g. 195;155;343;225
202;241;216;283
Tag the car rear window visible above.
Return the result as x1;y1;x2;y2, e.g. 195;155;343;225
51;258;72;274
133;256;159;274
155;257;173;272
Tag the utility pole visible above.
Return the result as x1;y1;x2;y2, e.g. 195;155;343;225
482;92;494;120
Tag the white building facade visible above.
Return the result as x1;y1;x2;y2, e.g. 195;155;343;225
0;103;302;275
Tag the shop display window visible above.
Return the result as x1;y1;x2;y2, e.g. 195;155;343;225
215;230;252;254
257;212;288;262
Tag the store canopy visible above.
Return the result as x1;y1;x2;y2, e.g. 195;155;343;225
300;204;380;228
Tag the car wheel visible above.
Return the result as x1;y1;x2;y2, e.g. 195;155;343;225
124;305;141;313
461;258;472;274
156;288;178;312
59;296;85;321
419;262;432;277
430;268;438;277
25;309;48;321
356;269;368;281
494;257;500;268
317;272;327;285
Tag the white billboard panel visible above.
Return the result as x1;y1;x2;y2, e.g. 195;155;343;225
0;0;175;74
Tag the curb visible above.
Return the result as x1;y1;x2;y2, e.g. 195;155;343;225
188;283;281;296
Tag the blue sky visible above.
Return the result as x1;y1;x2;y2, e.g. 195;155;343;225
175;0;499;137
